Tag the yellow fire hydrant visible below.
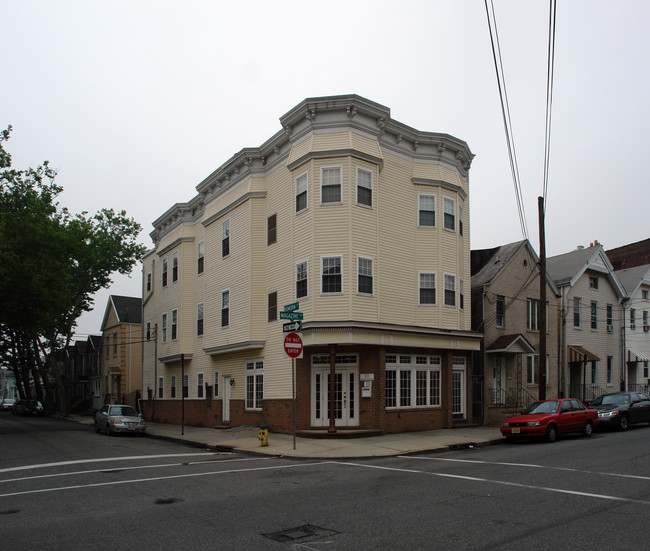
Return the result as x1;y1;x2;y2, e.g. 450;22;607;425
258;420;269;447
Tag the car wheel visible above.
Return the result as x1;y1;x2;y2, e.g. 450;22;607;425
619;415;629;431
545;424;558;443
583;420;593;437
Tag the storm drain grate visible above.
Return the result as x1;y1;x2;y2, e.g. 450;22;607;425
263;524;339;544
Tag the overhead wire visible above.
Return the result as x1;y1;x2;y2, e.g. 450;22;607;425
542;0;557;205
484;0;529;241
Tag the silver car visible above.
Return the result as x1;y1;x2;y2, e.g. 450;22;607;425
94;404;146;435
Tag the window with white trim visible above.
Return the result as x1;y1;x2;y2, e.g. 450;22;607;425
419;273;436;305
267;214;277;245
321;167;341;204
631;308;636;330
222;219;230;258
161;313;168;343
591;301;598;330
197;303;204;336
443;197;455;230
607;357;613;384
146;321;151;341
171;309;178;340
146;272;152;292
458;204;463;236
385;355;441;409
183;374;189;398
526;354;548;385
527;299;540;331
296;172;308;213
162;257;168;287
460;279;464;310
171;375;176;398
268;291;277;322
321;256;342;294
197;241;205;274
296;261;308;299
496;295;505;327
158;376;164;399
418;194;435;227
221;290;230;327
172;252;179;283
358;257;373;295
606;304;613;331
573;297;581;327
197;373;204;398
356;167;372;207
444;274;456;307
214;372;219;397
245;359;264;410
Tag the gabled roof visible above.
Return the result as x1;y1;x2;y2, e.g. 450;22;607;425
486;334;535;354
615;264;650;297
471;239;559;295
547;245;626;298
101;295;142;330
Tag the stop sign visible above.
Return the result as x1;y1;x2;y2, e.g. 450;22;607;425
284;332;303;359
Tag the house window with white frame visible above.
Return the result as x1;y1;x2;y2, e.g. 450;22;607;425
171;375;176;398
245;359;264;410
607;304;613;331
296;261;308;299
631;308;636;330
158;376;164;399
161;313;168;342
197;373;204;398
443;197;455;230
222;219;230;257
385;355;441;409
356;167;372;207
607;357;613;384
643;290;649;301
172;252;179;283
526;354;548;385
267;214;277;246
496;295;505;327
527;299;540;331
459;279;464;310
213;372;219;397
358;257;373;295
458;204;463;236
322;256;342;294
591;301;598;330
419;273;436;305
268;291;277;322
146;321;151;341
221;290;230;327
162;257;168;287
171;309;178;340
295;172;308;213
183;374;189;398
197;303;204;336
418;195;435;227
591;361;598;384
643;310;648;331
146;272;152;292
321;167;341;204
444;274;456;307
197;241;205;275
573;297;581;328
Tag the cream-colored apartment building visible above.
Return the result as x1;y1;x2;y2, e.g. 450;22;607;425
141;95;481;434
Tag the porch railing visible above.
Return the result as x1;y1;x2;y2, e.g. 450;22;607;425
627;383;649;394
489;387;536;415
570;384;607;404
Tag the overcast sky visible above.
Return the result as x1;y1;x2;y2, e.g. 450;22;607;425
2;0;648;338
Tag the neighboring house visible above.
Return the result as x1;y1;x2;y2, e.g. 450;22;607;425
606;238;650;270
141;94;481;435
471;240;560;425
86;334;103;411
547;245;626;403
61;335;102;412
100;295;143;408
615;264;650;391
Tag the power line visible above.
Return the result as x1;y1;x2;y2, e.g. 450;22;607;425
542;0;557;205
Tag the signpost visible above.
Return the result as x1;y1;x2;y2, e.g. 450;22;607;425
282;302;302;450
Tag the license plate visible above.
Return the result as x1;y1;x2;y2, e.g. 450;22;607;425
511;428;520;434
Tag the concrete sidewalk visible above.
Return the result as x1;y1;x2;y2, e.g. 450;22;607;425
68;414;503;458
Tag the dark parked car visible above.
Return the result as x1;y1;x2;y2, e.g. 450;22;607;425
590;392;650;431
501;398;597;442
94;404;146;435
12;399;44;416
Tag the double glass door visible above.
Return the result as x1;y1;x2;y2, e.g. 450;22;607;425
311;368;358;427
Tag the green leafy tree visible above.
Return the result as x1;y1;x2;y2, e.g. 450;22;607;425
0;127;147;412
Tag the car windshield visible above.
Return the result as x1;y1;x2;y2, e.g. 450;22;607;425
522;401;560;414
592;394;629;406
110;406;138;416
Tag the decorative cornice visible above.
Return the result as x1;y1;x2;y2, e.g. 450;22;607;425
302;320;482;341
204;340;266;356
157;236;195;257
412;178;467;200
287;148;383;172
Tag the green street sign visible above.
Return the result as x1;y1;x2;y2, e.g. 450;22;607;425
283;302;300;312
280;311;303;320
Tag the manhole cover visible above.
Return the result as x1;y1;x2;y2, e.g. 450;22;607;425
263;524;339;544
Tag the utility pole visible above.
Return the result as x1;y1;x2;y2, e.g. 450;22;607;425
538;197;547;400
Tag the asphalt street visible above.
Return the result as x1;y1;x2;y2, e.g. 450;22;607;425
1;414;649;550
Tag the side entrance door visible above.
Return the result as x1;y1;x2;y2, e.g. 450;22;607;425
311;367;358;427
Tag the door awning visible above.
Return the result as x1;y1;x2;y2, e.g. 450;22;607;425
627;347;650;362
567;345;600;363
486;334;535;354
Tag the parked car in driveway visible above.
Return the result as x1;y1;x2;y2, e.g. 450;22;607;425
589;392;650;431
12;399;44;416
94;404;146;435
501;398;597;443
1;398;16;411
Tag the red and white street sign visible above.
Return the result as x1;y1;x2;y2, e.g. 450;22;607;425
284;332;303;359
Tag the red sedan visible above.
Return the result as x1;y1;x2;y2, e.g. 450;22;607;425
501;398;597;443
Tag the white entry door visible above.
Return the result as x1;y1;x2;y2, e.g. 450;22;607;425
222;376;231;424
311;368;358;427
